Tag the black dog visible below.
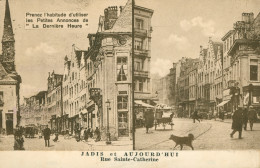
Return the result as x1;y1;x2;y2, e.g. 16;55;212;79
169;133;194;150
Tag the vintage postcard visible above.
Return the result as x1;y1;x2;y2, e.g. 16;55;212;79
134;0;260;151
0;0;132;151
0;0;260;167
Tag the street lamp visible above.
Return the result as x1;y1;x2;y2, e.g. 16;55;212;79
105;99;111;145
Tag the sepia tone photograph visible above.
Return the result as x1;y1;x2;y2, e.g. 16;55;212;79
134;0;260;150
0;0;133;151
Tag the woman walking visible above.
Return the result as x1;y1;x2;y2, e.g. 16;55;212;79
230;107;243;139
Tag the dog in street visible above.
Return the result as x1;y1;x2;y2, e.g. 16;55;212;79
169;133;194;150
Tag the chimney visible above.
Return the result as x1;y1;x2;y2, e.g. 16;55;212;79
119;6;123;13
104;6;118;30
48;72;50;77
242;13;254;23
209;37;212;41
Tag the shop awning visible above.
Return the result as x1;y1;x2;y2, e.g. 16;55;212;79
134;100;154;108
217;100;230;107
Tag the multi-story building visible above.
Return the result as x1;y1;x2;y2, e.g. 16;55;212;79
177;58;194;117
0;0;21;134
220;12;260;112
20;91;48;126
47;71;63;132
62;46;87;134
81;0;133;140
133;4;154;104
188;59;199;114
156;75;170;105
197;38;223;114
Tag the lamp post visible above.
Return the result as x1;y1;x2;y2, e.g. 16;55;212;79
105;99;111;145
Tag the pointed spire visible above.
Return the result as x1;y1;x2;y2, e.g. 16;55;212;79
2;0;14;42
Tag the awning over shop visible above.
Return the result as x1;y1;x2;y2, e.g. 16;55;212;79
217;100;230;107
134;100;154;108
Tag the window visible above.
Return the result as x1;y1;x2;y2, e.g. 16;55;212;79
147;79;150;92
134;61;141;71
117;96;128;110
250;59;258;81
139;79;143;92
0;92;3;105
118;112;128;136
135;19;143;29
117;57;127;81
134;39;143;50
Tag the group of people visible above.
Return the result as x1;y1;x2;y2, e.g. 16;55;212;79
74;127;101;142
230;106;258;139
41;125;102;148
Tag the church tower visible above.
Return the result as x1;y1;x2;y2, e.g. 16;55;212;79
1;0;15;73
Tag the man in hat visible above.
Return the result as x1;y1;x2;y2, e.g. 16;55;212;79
43;125;51;147
230;106;243;139
248;106;257;131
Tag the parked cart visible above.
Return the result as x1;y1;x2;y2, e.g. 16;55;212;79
154;104;174;130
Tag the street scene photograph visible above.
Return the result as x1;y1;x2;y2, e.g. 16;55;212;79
0;0;133;151
134;0;260;150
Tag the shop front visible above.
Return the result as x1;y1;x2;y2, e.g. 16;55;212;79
243;85;260;113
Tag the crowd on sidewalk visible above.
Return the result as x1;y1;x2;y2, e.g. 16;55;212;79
7;125;103;150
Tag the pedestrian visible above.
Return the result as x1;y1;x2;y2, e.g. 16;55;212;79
248;106;257;131
53;130;59;142
192;110;200;123
213;110;217;121
14;135;24;150
94;127;101;142
230;107;243;139
83;128;89;142
43;125;51;147
144;109;154;133
242;108;248;130
80;127;84;141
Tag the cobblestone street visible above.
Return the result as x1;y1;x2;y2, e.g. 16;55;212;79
0;135;132;151
135;118;260;150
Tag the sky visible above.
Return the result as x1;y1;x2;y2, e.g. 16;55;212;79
135;0;260;77
0;0;259;99
0;0;128;99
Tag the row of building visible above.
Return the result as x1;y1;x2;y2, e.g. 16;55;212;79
20;0;154;140
0;0;22;135
157;12;260;117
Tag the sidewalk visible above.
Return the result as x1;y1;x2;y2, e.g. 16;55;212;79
0;134;133;151
87;138;133;150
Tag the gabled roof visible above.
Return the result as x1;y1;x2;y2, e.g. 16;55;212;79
0;62;16;83
221;30;235;41
212;41;223;58
106;0;132;33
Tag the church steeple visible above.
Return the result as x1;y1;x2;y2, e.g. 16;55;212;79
2;0;14;42
1;0;15;73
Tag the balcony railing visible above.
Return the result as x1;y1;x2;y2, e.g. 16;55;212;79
134;70;148;78
134;28;147;37
134;49;149;57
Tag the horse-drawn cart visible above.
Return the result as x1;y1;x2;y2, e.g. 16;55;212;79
154;105;174;130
